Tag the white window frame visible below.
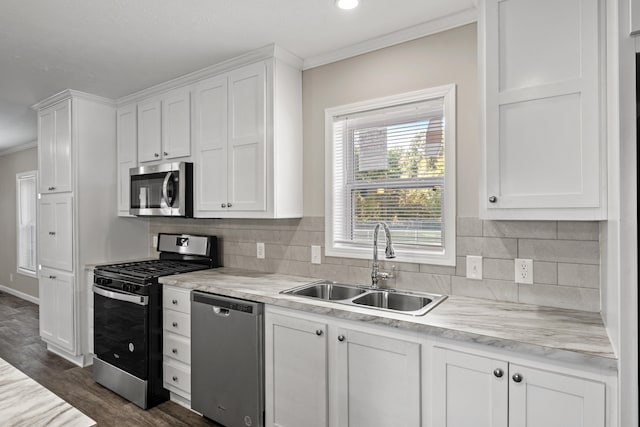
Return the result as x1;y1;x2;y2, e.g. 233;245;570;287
325;84;456;266
16;170;38;278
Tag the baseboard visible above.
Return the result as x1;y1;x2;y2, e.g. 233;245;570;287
0;284;39;305
45;342;89;367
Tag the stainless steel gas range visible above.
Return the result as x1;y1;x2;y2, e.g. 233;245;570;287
92;233;219;409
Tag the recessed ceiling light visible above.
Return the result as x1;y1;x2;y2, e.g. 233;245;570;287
336;0;359;10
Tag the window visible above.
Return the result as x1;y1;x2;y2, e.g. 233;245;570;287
17;171;37;277
325;85;456;265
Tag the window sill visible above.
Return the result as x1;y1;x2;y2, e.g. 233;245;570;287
325;244;455;267
17;268;38;279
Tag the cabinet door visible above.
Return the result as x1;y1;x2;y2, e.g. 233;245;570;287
481;0;603;218
265;312;328;427
162;87;191;159
39;270;75;353
137;97;162;163
38;99;72;193
193;75;229;214
227;62;267;211
116;103;137;215
38;194;73;271
333;328;421;427
508;364;605;427
432;347;508;427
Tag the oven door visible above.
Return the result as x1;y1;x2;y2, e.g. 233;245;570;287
93;285;149;380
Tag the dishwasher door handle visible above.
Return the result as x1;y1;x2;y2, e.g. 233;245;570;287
212;306;230;316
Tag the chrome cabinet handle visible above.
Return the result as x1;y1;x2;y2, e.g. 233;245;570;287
316;329;323;336
163;152;168;156
493;368;504;378
172;376;178;382
48;186;55;191
221;203;226;208
337;335;345;342
227;203;232;208
172;299;178;305
172;322;178;327
49;275;56;279
512;373;523;383
172;348;178;354
154;153;160;158
48;231;56;235
489;196;497;203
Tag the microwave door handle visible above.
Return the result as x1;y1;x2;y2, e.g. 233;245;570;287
162;171;173;207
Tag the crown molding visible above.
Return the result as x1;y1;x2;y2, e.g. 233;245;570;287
31;89;115;111
0;140;37;157
302;7;478;70
116;44;302;106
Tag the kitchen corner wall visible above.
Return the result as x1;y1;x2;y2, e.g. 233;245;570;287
149;217;600;312
150;23;601;312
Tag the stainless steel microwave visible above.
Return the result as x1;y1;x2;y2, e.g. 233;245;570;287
129;162;193;217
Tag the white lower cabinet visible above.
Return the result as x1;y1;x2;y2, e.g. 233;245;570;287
39;269;75;353
432;346;607;427
265;307;422;427
162;285;192;403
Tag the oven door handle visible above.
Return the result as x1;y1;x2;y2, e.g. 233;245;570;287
93;285;149;306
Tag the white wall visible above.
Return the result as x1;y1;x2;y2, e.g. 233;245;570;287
0;145;39;299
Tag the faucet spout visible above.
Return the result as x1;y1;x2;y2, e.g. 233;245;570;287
371;222;395;288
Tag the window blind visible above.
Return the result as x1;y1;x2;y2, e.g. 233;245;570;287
17;173;37;274
332;97;446;249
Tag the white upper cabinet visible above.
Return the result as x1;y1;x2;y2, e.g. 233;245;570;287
38;99;72;194
138;89;191;164
193;56;302;218
479;0;606;220
117;103;137;216
193;74;229;213
162;87;191;159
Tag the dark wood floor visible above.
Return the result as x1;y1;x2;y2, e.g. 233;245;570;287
0;290;219;427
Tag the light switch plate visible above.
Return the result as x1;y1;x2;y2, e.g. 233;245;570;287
257;242;265;259
466;255;483;280
311;245;322;264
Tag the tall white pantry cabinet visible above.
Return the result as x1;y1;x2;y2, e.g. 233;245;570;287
34;90;149;366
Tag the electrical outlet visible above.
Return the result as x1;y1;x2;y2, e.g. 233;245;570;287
152;236;158;248
257;242;265;259
515;258;533;284
311;245;322;264
466;255;483;280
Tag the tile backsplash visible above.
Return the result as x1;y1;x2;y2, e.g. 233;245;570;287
149;216;600;312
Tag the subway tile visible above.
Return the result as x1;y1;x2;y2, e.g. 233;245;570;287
557;263;600;289
377;260;420;273
457;217;483;237
300;216;325;232
533;262;557;285
483;220;556;239
518;239;599;264
518;284;600;312
557;221;599;241
265;244;311;262
457;236;518;259
394;271;452;295
419;263;457;276
451;277;519;303
483;258;514;281
324;256;371;268
455;256;466;277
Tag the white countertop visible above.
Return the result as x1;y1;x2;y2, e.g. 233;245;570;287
0;357;95;427
160;267;617;370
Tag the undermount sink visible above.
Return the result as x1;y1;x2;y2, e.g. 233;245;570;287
281;280;447;316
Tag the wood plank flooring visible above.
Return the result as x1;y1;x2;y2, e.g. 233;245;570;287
0;290;220;427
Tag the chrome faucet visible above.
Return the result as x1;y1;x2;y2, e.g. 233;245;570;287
371;222;395;288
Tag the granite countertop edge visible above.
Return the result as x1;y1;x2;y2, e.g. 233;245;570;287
158;267;616;371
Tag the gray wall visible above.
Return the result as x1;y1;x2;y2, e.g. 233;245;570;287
150;24;601;312
0;145;39;299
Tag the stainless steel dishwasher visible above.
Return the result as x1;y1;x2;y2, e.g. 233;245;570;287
191;291;264;427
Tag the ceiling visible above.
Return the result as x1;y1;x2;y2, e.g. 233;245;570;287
0;0;476;152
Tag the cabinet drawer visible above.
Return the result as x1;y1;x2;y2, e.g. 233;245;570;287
163;287;191;314
164;310;191;337
163;361;191;396
164;332;191;365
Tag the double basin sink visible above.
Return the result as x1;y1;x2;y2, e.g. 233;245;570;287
281;280;447;316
